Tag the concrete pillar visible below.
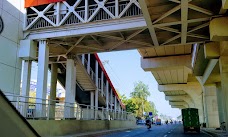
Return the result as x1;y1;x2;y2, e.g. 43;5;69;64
49;63;58;119
87;54;90;73
216;83;225;125
114;96;117;119
110;89;113;111
106;80;109;110
36;40;49;118
90;91;94;119
219;56;228;131
21;60;32;117
95;61;99;119
101;72;104;96
64;58;76;118
106;80;109;119
81;54;85;65
204;85;220;128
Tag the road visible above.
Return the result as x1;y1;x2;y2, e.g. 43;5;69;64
100;124;212;137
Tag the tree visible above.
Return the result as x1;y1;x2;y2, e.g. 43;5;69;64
120;94;138;114
131;81;150;100
144;101;158;116
130;81;151;117
117;81;158;118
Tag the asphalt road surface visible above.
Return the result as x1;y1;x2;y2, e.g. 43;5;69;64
100;124;212;137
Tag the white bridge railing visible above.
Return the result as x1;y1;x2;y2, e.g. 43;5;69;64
5;93;135;121
25;0;142;30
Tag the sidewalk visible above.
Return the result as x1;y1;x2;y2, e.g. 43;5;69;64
201;128;228;137
57;126;142;137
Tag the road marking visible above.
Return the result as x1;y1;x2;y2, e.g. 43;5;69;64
164;135;167;137
125;130;131;133
168;132;171;134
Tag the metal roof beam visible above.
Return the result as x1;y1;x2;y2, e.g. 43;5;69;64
139;0;159;46
181;0;188;44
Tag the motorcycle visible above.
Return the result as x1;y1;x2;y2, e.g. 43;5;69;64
146;120;152;129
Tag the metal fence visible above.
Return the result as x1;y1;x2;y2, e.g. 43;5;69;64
5;93;135;121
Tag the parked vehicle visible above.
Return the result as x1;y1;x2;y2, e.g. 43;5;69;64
156;118;161;125
182;108;200;133
136;119;146;125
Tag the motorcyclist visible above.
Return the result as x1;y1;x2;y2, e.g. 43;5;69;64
146;117;152;129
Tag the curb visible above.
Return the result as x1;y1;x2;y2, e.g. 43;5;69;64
201;129;226;137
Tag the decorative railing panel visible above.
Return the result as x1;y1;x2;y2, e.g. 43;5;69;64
25;0;142;30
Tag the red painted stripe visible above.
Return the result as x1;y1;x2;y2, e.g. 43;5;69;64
25;0;65;8
94;54;125;109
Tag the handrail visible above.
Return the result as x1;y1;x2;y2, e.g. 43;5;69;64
4;93;135;121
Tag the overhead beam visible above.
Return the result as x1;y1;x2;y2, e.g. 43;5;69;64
139;0;159;46
90;35;103;47
171;105;185;109
181;0;188;44
141;55;192;71
189;4;214;15
109;28;146;51
169;101;188;107
222;0;228;9
204;42;220;59
65;36;85;55
202;59;219;85
156;26;180;34
188;22;209;33
153;5;181;24
210;17;228;41
153;17;210;28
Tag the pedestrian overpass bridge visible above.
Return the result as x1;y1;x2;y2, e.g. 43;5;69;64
2;0;228;136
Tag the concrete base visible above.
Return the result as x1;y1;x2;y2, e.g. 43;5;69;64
28;120;136;137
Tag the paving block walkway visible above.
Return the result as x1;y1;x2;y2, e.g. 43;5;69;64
201;128;228;137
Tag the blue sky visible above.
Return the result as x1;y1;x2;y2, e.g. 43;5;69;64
98;50;181;118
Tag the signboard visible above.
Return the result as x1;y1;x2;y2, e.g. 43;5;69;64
149;112;153;117
0;16;3;34
25;0;65;8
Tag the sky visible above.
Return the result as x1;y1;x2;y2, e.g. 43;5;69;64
98;50;181;118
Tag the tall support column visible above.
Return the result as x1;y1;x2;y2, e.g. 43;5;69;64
114;96;117;119
95;61;99;119
204;85;220;128
101;72;104;96
49;63;58;119
115;0;119;18
81;54;85;65
118;102;121;120
219;56;228;131
90;91;94;119
21;60;32;117
110;89;113;111
64;58;76;118
87;54;91;73
36;40;49;117
106;80;109;119
216;83;225;125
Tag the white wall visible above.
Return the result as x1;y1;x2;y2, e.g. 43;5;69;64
0;0;24;94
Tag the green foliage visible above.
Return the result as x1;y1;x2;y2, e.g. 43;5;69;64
131;81;150;100
120;81;158;118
